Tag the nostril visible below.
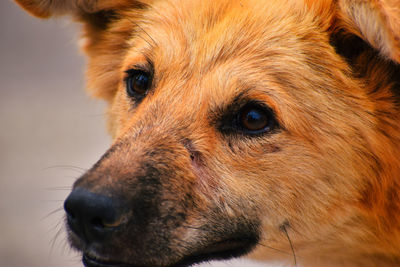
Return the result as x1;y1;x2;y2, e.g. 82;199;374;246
65;206;76;220
91;217;105;229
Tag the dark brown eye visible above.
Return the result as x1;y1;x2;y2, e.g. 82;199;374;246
239;105;271;133
126;70;151;99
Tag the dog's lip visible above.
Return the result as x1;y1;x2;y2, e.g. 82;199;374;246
81;237;257;267
175;236;258;267
82;253;129;267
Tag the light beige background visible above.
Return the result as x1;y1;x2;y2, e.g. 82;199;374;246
0;0;276;266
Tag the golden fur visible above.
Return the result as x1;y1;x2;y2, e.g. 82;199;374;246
15;0;400;266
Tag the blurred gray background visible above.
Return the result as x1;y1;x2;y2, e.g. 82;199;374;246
0;1;272;266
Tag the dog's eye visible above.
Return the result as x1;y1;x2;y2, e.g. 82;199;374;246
126;70;151;99
238;104;273;134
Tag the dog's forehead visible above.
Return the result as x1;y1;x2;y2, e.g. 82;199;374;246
125;0;312;74
118;0;346;117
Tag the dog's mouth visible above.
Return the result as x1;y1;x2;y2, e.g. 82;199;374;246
82;237;257;267
174;237;258;267
83;254;127;267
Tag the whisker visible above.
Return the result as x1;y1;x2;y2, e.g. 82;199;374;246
50;224;64;256
48;217;64;235
280;223;297;267
257;242;294;256
44;165;87;171
128;18;156;47
44;186;72;191
42;207;64;220
62;175;80;180
47;216;67;259
61;232;73;256
43;165;87;174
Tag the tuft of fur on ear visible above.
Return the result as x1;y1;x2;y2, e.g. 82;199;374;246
14;0;133;18
15;0;152;103
338;0;400;63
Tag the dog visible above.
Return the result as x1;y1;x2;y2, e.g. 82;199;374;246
15;0;400;266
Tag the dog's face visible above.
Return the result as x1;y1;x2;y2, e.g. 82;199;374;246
15;0;400;266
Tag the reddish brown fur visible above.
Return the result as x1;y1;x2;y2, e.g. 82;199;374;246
15;0;400;266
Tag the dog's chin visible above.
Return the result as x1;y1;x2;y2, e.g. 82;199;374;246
79;237;258;267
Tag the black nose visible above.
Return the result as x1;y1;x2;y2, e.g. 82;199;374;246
64;188;124;242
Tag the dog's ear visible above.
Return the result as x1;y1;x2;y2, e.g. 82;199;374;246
14;0;150;33
307;0;400;63
14;0;134;18
15;0;152;101
337;0;400;63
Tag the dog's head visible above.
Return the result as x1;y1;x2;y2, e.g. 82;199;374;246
16;0;400;266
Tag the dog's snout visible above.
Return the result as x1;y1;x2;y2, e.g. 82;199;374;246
64;188;125;242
